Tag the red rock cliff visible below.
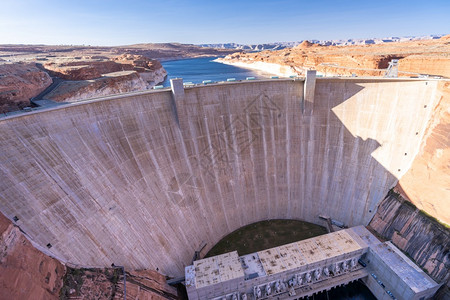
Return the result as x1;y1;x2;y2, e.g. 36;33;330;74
0;213;65;299
397;81;450;225
0;63;52;113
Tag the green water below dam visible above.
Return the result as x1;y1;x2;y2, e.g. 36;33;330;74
205;219;327;257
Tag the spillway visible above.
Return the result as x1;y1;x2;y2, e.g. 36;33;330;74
0;77;441;276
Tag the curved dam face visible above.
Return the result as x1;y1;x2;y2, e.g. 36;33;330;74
0;78;440;276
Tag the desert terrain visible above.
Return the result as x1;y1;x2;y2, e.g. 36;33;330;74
218;35;450;78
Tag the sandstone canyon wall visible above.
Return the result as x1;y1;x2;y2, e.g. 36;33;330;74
45;71;150;103
43;54;167;102
217;37;450;78
0;63;52;113
0;213;65;299
60;267;178;300
368;190;449;297
396;81;450;225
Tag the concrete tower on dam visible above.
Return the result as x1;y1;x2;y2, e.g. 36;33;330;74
0;75;444;277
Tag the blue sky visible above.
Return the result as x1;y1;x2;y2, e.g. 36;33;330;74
0;0;448;45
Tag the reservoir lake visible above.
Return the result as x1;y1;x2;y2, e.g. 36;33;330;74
161;56;276;86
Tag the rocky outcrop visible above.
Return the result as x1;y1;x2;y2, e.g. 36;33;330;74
40;54;167;102
0;213;65;299
397;81;450;225
60;268;119;299
113;54;163;71
60;267;178;300
114;270;179;300
398;55;450;78
113;54;168;87
0;63;52;113
368;190;449;284
45;70;149;102
43;63;106;80
43;54;165;81
139;66;167;85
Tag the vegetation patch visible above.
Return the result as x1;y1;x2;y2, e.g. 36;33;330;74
59;267;121;300
388;188;401;199
419;209;450;229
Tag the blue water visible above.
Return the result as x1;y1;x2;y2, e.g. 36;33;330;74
161;57;276;86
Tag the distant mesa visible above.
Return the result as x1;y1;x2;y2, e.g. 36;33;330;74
294;40;318;49
198;34;446;50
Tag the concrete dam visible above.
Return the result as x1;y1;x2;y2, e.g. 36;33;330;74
0;76;442;277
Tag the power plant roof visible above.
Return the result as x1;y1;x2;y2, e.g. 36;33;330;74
188;228;366;287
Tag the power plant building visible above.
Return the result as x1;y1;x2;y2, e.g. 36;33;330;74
185;226;439;300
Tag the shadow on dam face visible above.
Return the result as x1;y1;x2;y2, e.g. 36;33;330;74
0;78;440;276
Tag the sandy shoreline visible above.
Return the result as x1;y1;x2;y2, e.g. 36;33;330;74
214;58;299;77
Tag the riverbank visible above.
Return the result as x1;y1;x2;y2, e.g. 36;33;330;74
214;57;299;77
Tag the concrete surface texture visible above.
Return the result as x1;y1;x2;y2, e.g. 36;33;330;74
0;78;441;276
